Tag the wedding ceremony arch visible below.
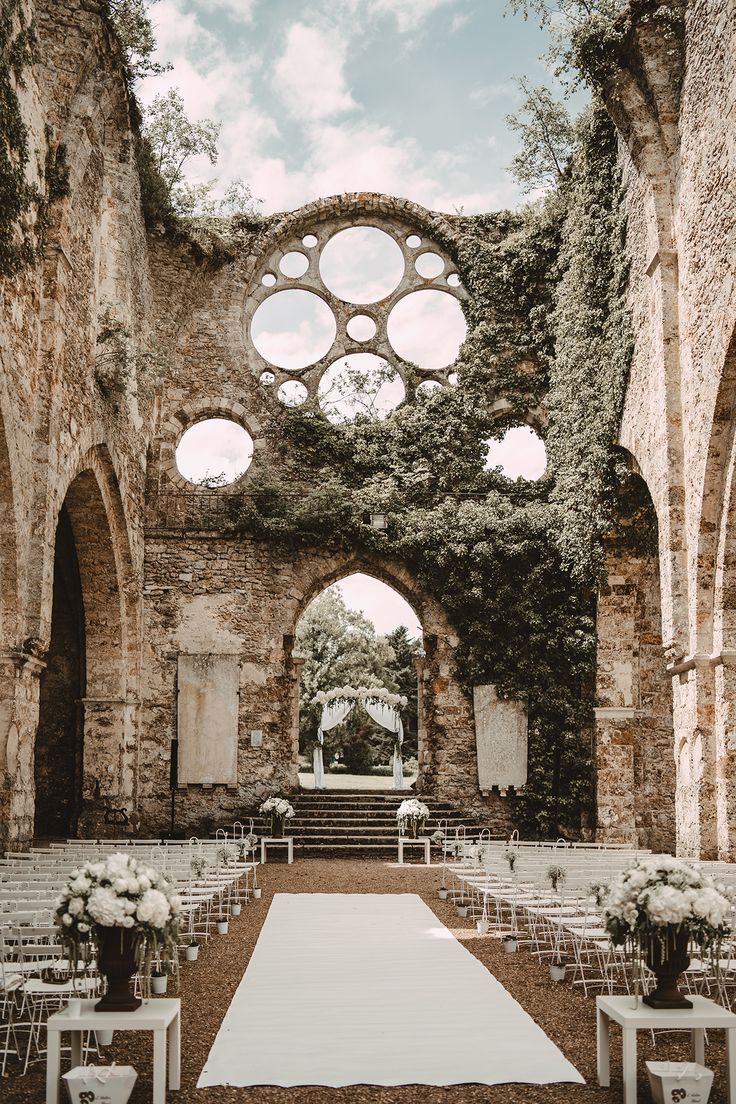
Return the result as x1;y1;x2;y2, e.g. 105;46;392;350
312;687;408;789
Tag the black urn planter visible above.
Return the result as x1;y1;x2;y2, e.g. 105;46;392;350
643;927;693;1009
95;926;142;1012
271;815;285;837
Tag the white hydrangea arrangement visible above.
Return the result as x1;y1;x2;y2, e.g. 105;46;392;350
314;686;408;707
603;856;732;955
396;798;429;835
259;796;295;820
55;852;181;991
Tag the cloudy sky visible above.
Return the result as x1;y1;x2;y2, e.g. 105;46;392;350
159;0;554;633
140;0;557;215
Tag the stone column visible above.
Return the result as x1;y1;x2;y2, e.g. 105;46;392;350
289;656;305;788
0;650;46;850
594;706;638;844
670;656;718;859
78;697;139;835
412;653;427;791
713;652;736;858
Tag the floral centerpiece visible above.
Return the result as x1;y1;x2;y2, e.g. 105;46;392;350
547;864;566;893
55;852;181;1011
396;798;429;838
603;856;733;1008
259;796;295;837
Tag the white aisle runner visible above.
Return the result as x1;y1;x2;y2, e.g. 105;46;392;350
197;893;584;1088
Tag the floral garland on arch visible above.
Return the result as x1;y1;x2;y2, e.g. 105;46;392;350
313;686;408;708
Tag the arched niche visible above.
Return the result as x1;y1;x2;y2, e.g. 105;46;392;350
594;453;675;853
35;449;138;838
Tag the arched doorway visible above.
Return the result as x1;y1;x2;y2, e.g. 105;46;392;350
35;459;132;838
295;572;423;790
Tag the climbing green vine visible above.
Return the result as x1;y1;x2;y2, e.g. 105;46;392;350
0;0;39;277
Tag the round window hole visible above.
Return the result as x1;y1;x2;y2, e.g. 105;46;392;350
262;272;277;287
279;251;309;278
320;226;404;304
447;273;461;288
260;371;275;386
406;235;422;248
277;380;308;407
415;252;444;279
448;372;459;386
176;418;254;487
318;353;405;424
302;234;318;248
346;314;377;342
416;380;443;398
251;289;337;370
387;290;467;370
484;426;547;481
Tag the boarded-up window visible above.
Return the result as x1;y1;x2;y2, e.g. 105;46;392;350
177;654;240;784
473;684;527;792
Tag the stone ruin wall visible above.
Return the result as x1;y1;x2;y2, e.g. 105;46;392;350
597;0;736;856
1;0;734;852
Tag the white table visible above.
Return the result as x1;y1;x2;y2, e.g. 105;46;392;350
46;998;180;1104
261;836;294;863
596;994;736;1104
398;837;431;865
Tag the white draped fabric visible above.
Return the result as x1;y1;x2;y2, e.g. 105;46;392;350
363;698;404;789
313;693;405;790
314;699;355;790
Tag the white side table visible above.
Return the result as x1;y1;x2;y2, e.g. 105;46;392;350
46;998;181;1104
398;837;431;865
596;994;736;1104
261;836;294;863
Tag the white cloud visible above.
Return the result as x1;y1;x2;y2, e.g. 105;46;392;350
176;418;254;483
207;0;256;21
370;0;459;34
274;24;356;121
485;426;548;481
332;574;422;636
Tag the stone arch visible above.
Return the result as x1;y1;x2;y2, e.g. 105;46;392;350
293;563;425;787
34;445;139;837
594;450;675;852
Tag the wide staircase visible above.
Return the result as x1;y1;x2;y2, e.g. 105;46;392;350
285;789;483;858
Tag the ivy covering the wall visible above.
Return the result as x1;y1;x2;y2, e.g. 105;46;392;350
228;101;632;837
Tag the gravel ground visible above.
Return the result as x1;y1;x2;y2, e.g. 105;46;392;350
3;859;729;1103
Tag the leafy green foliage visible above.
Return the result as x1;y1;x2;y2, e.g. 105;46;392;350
506;80;575;191
0;0;40;277
106;0;171;83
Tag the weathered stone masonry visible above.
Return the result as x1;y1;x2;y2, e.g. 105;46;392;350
0;0;734;852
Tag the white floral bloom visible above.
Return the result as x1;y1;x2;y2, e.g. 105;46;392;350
77;922;89;933
121;915;135;928
88;886;127;927
69;875;91;894
138;875;151;892
68;897;85;917
62;914;73;926
135;889;171;929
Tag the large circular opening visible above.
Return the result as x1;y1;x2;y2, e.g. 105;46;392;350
387;290;466;370
318;353;405;423
319;227;405;304
251;289;336;370
176;418;254;486
484;426;547;481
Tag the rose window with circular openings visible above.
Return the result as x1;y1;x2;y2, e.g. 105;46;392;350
245;217;467;419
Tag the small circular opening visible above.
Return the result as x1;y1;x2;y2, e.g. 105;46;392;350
175;418;254;486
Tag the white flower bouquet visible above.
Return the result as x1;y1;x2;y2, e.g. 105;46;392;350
259;796;295;820
55;852;181;995
603;857;732;951
396;798;429;836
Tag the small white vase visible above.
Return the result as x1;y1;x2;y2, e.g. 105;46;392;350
216;920;229;934
550;962;566;982
232;902;242;916
456;904;468;918
95;1030;114;1047
151;974;168;995
185;945;199;961
476;917;489;935
503;936;519;954
438;887;448;900
252;887;262;900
